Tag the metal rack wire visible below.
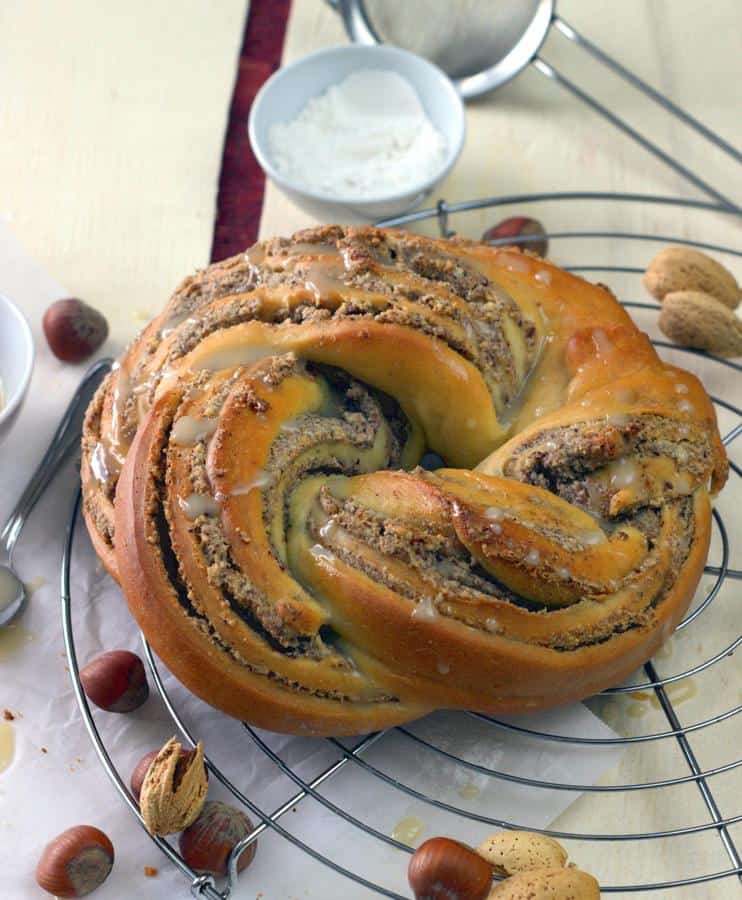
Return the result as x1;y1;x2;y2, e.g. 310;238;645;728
61;192;741;898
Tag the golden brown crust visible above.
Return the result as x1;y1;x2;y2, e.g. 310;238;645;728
82;227;727;735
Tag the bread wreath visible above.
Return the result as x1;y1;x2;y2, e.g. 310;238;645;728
82;227;727;735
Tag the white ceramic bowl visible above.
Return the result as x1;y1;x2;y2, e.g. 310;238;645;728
0;294;35;444
248;44;466;221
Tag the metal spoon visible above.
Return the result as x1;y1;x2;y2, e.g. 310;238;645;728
0;357;112;627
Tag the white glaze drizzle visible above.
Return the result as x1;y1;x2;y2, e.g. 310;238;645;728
310;544;336;563
179;494;220;519
231;471;273;495
525;549;541;566
412;596;437;619
195;344;281;372
171;416;218;447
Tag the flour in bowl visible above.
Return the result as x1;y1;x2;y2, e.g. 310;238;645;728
268;69;448;200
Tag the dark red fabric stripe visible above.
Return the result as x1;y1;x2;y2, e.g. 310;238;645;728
211;0;293;262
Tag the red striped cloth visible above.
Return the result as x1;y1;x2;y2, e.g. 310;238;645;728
211;0;293;262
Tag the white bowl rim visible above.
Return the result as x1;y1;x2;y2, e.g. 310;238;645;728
248;43;466;207
0;293;35;428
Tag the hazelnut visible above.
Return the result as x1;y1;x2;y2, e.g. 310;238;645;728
179;800;257;876
36;825;114;897
482;217;548;257
408;837;493;900
130;746;209;803
80;650;149;713
43;298;109;363
140;737;208;836
130;750;159;802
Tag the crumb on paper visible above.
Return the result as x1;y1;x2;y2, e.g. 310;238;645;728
144;866;158;877
41;747;48;754
2;710;15;721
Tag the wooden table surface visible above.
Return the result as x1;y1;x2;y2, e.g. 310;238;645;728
1;1;740;897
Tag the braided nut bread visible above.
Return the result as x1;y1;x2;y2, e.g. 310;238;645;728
81;227;727;736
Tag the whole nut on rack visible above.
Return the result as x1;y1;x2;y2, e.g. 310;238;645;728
139;737;207;836
130;746;209;803
36;825;114;897
476;831;568;876
486;867;600;899
658;290;742;356
408;837;493;900
482;217;548;257
79;649;149;713
179;800;257;876
43;298;109;363
643;247;740;309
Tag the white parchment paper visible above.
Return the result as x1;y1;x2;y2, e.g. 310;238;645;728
0;223;622;899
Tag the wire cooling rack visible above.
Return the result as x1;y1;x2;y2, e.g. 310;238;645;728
61;194;741;898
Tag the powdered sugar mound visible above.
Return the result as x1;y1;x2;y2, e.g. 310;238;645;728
269;69;448;200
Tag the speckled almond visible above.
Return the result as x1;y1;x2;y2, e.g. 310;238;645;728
477;831;568;875
644;247;740;309
659;290;742;357
487;867;600;899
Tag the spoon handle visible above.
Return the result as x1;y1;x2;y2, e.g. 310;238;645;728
0;357;112;559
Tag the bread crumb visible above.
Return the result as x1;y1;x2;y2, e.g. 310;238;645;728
144;866;158;877
2;709;15;721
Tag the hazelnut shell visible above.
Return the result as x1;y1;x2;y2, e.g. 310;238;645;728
43;298;108;363
80;650;149;713
408;836;492;900
36;825;114;897
179;800;257;876
482;217;548;257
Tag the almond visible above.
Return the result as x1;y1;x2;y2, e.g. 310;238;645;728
486;867;600;899
658;290;742;357
477;831;568;876
644;247;739;309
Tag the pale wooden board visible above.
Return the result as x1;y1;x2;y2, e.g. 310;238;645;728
0;0;249;353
